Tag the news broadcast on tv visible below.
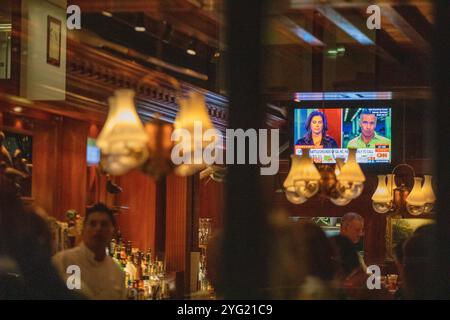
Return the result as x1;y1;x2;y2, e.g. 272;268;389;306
294;108;392;163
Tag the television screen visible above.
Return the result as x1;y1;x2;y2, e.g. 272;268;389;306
87;137;100;165
293;107;392;163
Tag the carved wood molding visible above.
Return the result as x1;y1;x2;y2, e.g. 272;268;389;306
67;40;229;131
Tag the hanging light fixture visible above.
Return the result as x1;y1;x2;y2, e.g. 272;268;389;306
371;164;434;215
371;175;392;213
283;148;365;205
140;114;174;179
405;177;426;216
172;91;216;177
283;150;320;204
335;148;366;200
97;89;149;176
422;175;436;213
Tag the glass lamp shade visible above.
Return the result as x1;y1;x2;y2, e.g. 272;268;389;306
386;174;397;198
285;190;307;204
330;195;351;206
97;90;149;175
421;175;436;213
283;155;302;190
283;150;320;199
371;175;392;213
336;149;365;199
406;177;426;215
173;92;216;176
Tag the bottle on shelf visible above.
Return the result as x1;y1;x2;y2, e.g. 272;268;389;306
124;254;137;282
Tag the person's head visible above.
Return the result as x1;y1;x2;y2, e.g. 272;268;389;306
305;110;328;137
330;235;361;279
413;223;435;237
0;174;80;299
83;203;116;251
295;222;335;282
402;233;433;299
340;212;364;244
358;109;377;139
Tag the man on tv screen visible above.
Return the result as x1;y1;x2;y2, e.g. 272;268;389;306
347;109;391;149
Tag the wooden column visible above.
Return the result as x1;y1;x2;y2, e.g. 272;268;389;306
164;174;195;297
115;170;158;251
199;179;224;232
55;117;89;220
32;118;59;216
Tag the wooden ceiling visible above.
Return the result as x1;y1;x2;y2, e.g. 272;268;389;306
70;0;435;95
71;0;433;58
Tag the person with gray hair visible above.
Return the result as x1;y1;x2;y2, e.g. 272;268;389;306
340;213;364;244
340;212;367;272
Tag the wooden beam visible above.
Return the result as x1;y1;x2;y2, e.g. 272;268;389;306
392;4;433;42
381;4;430;51
70;0;190;13
316;5;374;45
272;16;325;46
290;0;433;9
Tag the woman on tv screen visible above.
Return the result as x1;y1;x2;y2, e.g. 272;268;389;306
296;110;338;148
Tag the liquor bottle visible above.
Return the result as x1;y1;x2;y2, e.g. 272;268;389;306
145;249;152;266
142;274;150;300
125;240;132;256
114;249;122;269
134;252;143;280
120;243;127;261
109;238;116;257
127;280;137;300
138;279;145;300
140;252;147;276
116;228;123;247
125;254;137;282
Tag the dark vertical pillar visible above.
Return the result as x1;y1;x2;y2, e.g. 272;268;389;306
431;0;450;299
223;0;269;299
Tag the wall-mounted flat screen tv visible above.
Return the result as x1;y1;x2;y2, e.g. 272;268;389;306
293;107;392;163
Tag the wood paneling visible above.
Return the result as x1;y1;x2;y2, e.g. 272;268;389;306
198;178;224;232
31;119;58;216
165;174;191;273
116;170;158;252
55;118;89;220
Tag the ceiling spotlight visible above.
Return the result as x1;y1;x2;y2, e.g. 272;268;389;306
102;11;113;18
134;13;146;32
187;38;197;56
13;106;23;113
213;50;220;59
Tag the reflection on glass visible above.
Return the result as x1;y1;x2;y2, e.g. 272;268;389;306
0;0;11;79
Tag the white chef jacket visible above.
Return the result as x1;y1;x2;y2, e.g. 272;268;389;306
52;242;126;300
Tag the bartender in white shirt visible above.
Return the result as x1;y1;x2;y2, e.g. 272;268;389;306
53;203;126;300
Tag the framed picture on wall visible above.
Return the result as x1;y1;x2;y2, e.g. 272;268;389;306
46;15;61;67
385;216;434;260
